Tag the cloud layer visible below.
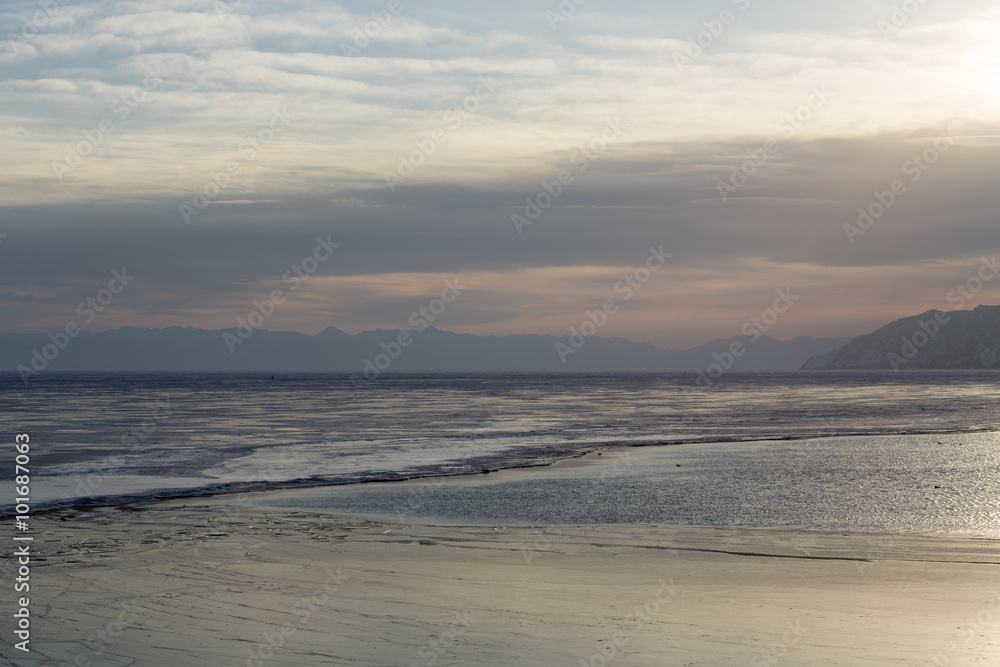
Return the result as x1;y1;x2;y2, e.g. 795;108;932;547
1;0;998;346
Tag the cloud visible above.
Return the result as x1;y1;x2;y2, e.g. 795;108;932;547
1;0;999;345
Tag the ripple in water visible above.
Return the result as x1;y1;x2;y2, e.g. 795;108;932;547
259;432;1000;536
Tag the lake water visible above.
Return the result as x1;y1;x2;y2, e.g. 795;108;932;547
3;370;999;534
256;432;1000;536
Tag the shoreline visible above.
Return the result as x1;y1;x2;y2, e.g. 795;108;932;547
18;499;1000;666
11;424;1000;519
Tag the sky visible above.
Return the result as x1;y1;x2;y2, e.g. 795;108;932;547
1;0;999;348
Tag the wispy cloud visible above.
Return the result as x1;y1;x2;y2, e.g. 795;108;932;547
1;0;998;345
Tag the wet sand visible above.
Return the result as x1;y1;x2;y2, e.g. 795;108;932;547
7;498;1000;666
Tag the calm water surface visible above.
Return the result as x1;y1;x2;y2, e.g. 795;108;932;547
2;371;999;534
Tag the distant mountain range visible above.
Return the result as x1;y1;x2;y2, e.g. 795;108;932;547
0;326;852;376
802;305;1000;370
8;305;999;376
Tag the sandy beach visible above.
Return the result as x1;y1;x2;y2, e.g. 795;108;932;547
6;495;1000;667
